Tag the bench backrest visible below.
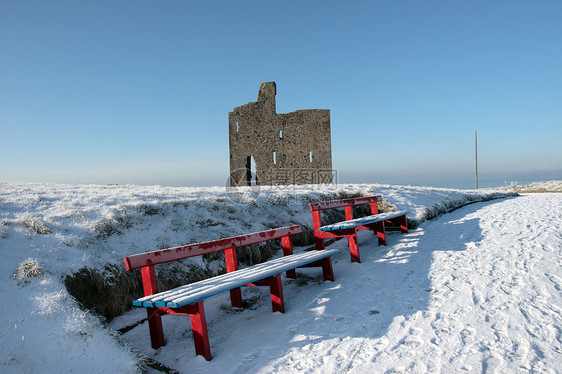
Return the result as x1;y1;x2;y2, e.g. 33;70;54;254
125;225;303;299
308;195;382;212
308;195;382;230
124;225;302;270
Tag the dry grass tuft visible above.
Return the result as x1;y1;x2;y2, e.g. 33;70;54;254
14;258;44;281
64;262;218;321
64;264;143;321
21;218;52;235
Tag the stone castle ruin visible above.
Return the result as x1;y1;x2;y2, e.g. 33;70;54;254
229;82;333;187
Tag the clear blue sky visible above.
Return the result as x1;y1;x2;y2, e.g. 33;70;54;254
1;1;561;188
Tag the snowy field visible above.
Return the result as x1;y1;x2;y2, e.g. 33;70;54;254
0;181;560;373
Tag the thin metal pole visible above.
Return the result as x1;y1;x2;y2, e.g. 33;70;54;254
475;130;478;189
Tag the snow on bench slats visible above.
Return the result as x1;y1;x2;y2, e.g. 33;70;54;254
133;248;339;309
318;211;408;231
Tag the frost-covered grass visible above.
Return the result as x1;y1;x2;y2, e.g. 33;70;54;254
13;258;44;282
492;180;562;193
0;181;517;373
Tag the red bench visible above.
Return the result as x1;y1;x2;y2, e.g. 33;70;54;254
123;225;338;360
309;195;408;263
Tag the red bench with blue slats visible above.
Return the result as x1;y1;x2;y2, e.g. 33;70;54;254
309;195;408;263
123;225;337;361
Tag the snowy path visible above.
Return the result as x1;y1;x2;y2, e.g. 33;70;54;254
341;193;562;374
116;194;562;373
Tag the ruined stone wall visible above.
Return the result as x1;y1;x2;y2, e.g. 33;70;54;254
229;82;333;187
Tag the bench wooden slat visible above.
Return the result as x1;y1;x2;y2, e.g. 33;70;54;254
318;211;408;232
308;195;382;211
134;249;339;309
124;225;302;270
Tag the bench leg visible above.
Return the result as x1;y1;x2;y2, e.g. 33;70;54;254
314;236;325;250
146;307;165;349
348;230;360;263
189;301;211;361
376;221;386;246
399;215;408;233
321;257;335;282
269;274;285;313
230;288;243;308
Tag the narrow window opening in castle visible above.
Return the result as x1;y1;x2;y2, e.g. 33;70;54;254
236;121;239;132
309;151;313;163
273;151;277;166
246;156;258;186
279;130;283;139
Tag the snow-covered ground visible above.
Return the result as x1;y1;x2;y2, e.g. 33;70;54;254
1;181;560;373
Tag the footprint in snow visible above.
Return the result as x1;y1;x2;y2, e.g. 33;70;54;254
460;326;476;345
482;352;504;374
545;272;562;291
403;327;424;347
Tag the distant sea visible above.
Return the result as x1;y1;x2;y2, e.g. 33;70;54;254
344;171;562;190
428;178;551;190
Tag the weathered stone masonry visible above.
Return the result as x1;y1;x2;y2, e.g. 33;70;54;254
229;82;333;186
